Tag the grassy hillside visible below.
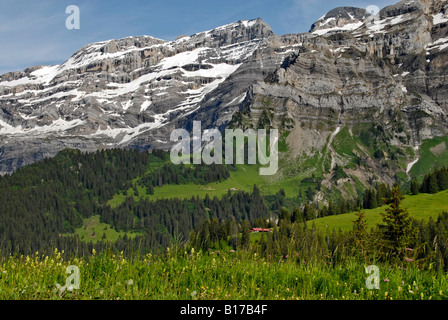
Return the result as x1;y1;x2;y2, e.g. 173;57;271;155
106;132;448;208
308;189;448;232
410;136;448;181
107;163;284;207
72;215;140;243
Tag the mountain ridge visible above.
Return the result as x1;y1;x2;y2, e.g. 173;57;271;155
0;0;447;203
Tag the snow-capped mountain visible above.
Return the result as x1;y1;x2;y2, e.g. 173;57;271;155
309;6;370;35
0;18;276;171
0;0;448;179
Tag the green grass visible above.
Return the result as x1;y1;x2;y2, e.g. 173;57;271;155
410;136;448;180
107;164;281;207
105;145;325;208
278;130;290;153
333;126;357;158
1;249;448;300
153;164;268;199
70;215;140;243
106;185;149;208
309;189;448;232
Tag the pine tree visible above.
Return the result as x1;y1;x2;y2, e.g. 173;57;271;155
303;204;315;221
279;207;290;222
378;185;418;261
228;220;239;249
420;173;430;193
429;173;439;194
259;232;266;254
410;178;419;195
240;220;251;250
352;208;368;256
307;186;314;201
319;205;328;218
437;167;448;191
376;183;389;207
368;188;378;209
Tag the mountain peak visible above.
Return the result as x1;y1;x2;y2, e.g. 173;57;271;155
378;0;423;19
185;18;274;47
310;7;369;34
201;18;268;33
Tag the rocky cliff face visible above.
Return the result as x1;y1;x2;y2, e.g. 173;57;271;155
1;0;448;197
227;0;448;197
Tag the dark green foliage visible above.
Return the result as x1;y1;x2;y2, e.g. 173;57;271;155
419;166;448;194
376;183;391;207
410;178;419;195
332;165;347;182
264;189;286;216
291;206;302;223
140;162;230;189
303;203;316;221
2;146;448;273
307;186;314;201
0;148;150;254
240;220;251;249
188;205;448;272
0;148;233;258
363;188;378;209
373;149;384;159
362;183;391;210
352;208;368;255
377;185;418;261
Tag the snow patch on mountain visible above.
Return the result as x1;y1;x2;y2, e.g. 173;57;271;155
433;12;448;25
312;21;363;35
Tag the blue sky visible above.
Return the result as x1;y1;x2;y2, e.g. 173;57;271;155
0;0;397;75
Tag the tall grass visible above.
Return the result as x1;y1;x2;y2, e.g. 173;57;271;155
1;248;447;300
